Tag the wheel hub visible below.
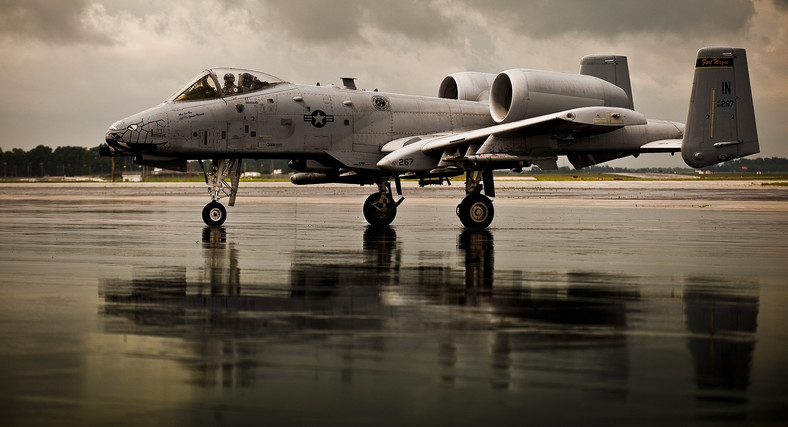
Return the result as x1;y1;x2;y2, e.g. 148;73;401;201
209;208;223;221
363;192;398;226
470;202;488;222
457;194;494;229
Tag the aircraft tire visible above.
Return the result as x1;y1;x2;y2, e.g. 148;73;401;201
202;201;227;227
457;194;494;229
363;193;397;226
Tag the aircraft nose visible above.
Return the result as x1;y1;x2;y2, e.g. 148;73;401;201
105;129;120;144
105;120;125;143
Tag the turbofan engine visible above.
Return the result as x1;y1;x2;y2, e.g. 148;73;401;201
489;70;631;123
438;72;496;102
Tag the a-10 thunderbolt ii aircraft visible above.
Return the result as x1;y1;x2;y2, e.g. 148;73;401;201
102;46;758;228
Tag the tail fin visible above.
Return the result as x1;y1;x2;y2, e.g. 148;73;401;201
580;55;634;110
682;47;759;168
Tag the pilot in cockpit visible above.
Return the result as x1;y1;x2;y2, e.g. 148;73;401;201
223;73;239;95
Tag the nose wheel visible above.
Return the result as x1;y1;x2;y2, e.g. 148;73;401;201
202;201;227;227
197;158;240;227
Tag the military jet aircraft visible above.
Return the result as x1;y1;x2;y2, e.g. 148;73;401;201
102;46;758;228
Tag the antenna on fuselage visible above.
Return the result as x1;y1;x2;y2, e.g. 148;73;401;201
341;77;357;90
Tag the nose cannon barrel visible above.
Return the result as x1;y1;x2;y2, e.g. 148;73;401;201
105;130;121;145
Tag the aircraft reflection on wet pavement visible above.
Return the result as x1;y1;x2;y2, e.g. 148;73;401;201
98;226;759;419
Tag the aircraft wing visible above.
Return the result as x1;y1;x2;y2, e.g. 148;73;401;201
378;106;647;172
421;106;647;154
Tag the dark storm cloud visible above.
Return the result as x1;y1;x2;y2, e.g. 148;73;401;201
258;0;455;44
362;1;455;41
460;0;756;38
258;0;365;43
0;0;111;44
774;0;788;9
0;0;784;163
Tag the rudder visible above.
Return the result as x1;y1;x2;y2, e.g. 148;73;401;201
682;47;759;168
580;55;634;110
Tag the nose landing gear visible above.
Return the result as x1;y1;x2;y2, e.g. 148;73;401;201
199;159;241;226
202;201;227;226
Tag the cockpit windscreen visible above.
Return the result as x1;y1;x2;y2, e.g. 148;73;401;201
171;69;285;102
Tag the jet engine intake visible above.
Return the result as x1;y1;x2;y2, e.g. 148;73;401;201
489;69;630;123
438;72;496;102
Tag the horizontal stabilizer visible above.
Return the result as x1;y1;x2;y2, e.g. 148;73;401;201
640;139;682;153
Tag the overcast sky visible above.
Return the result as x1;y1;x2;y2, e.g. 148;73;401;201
1;0;786;168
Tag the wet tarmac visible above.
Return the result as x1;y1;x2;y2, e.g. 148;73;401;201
1;181;787;425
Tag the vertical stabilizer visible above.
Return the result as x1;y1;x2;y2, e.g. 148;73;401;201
580;55;634;110
682;47;759;168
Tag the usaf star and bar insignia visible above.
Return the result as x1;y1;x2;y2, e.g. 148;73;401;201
304;96;391;128
304;110;334;128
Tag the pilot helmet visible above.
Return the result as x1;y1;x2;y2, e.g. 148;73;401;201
224;73;235;85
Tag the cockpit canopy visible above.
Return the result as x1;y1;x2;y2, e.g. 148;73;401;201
170;68;285;102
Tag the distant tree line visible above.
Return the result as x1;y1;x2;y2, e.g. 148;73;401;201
701;157;788;172
0;145;291;178
0;145;121;178
1;144;786;178
537;157;788;174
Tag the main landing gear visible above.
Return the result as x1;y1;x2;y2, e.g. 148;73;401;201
363;179;404;227
361;171;495;229
199;159;241;227
456;170;495;229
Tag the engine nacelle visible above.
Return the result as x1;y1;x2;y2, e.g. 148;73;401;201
438;72;496;102
489;69;630;123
